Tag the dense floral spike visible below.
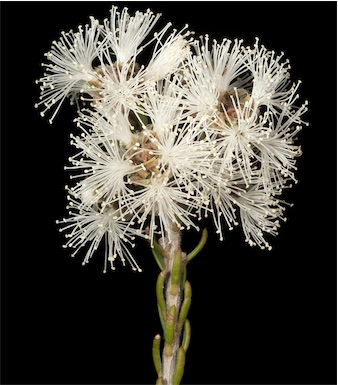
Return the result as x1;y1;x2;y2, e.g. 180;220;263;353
37;5;307;271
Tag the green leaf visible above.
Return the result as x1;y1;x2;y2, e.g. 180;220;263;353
156;271;167;328
182;319;191;353
152;334;162;376
178;281;192;333
186;227;208;263
170;248;182;295
164;305;176;357
152;246;166;271
173;347;186;384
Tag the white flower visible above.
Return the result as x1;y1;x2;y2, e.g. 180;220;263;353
36;5;308;269
144;26;193;81
35;17;104;123
122;177;201;247
243;38;291;113
66;112;144;210
235;185;286;250
144;114;215;210
58;190;142;272
139;82;188;134
174;36;249;125
254;101;306;194
211;89;265;187
87;59;150;115
174;53;220;121
194;36;247;94
103;6;161;65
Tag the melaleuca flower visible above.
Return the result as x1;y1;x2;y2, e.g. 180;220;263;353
235;183;286;250
123;177;202;246
57;188;142;272
144;25;193;81
85;58;150;113
89;27;193;113
254;103;305;194
35;16;104;123
66;112;145;211
37;4;308;271
173;53;220;122
36;6;192;123
212;89;265;188
103;6;161;65
242;38;293;115
121;96;214;244
193;36;247;94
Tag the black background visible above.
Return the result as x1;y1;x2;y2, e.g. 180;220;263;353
1;1;337;384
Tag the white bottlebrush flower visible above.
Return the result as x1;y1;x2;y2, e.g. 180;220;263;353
35;16;104;123
194;36;247;94
36;5;308;270
174;36;250;125
103;6;161;65
58;190;142;272
235;185;286;250
174;53;220;121
144;26;193;81
66;113;144;210
139;81;189;134
243;38;292;113
211;88;266;187
145;115;215;209
254;102;306;193
122;177;201;247
92;22;192;112
87;58;150;115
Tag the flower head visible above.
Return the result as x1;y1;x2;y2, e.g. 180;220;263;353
37;5;308;271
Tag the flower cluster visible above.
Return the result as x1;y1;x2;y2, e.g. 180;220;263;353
36;6;308;272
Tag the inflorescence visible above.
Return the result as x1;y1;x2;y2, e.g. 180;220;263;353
36;6;308;272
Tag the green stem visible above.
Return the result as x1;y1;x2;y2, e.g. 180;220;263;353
160;225;184;384
151;224;208;385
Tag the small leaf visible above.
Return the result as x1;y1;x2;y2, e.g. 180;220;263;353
170;248;182;295
156;271;167;328
186;227;208;263
152;246;166;271
182;318;191;353
164;305;176;357
173;347;186;384
178;281;192;333
152;334;162;376
153;237;170;259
